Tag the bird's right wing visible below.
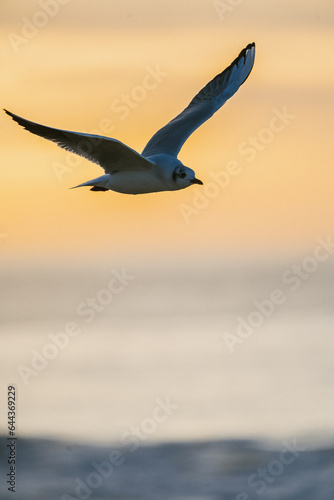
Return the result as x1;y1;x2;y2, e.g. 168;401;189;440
142;43;255;159
4;109;155;174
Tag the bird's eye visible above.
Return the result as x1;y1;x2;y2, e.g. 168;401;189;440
179;169;186;178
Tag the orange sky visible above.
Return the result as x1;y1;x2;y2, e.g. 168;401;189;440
1;0;334;261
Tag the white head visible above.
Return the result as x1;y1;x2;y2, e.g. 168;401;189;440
172;165;203;190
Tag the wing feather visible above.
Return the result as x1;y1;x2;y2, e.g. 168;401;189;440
4;109;154;173
142;43;255;158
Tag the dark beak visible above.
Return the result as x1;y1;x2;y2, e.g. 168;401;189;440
191;178;203;185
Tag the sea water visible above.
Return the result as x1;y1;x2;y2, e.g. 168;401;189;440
0;255;333;498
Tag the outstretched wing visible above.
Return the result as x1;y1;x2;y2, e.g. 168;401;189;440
142;43;255;159
4;109;154;173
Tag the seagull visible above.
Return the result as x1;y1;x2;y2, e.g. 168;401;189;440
4;43;255;195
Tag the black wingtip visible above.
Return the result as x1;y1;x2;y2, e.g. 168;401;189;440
239;43;255;59
3;109;38;133
4;109;16;120
241;42;255;57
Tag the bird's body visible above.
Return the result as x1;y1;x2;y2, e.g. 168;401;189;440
76;155;191;194
4;43;255;195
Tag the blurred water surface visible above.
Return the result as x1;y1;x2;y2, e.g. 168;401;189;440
1;256;334;498
1;435;334;500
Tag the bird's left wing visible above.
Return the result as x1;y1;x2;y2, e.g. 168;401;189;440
142;43;255;159
4;109;155;173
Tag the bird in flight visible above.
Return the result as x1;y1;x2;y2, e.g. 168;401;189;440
4;43;255;195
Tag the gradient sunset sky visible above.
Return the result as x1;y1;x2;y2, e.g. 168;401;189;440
1;0;334;261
